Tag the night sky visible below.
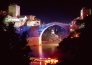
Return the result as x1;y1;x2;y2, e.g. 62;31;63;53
0;0;92;23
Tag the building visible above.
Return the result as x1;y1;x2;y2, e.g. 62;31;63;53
3;4;41;27
8;4;20;17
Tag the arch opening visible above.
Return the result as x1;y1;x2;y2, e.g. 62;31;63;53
39;25;68;45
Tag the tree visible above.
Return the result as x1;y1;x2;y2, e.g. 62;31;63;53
56;15;92;65
0;15;31;65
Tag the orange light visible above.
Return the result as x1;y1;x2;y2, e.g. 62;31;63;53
45;58;58;64
48;58;51;59
45;60;47;63
55;60;58;63
74;33;80;37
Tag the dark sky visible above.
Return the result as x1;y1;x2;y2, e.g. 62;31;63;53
0;0;92;23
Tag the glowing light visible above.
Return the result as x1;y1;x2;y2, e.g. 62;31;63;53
74;33;80;38
47;60;50;63
51;59;54;64
39;45;43;58
70;29;74;32
72;32;80;38
54;59;58;63
45;60;47;63
71;37;73;38
27;20;40;26
39;37;41;45
5;18;19;22
45;58;58;64
40;61;42;65
48;58;51;59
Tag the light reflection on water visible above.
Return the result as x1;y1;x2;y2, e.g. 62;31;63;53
29;42;59;65
30;61;47;65
39;45;43;58
30;43;59;58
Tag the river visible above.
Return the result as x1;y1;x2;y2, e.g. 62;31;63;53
29;42;60;65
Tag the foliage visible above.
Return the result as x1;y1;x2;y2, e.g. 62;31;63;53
0;15;31;65
56;15;92;65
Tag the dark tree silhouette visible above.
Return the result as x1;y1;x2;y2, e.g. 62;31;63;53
0;15;31;65
56;15;92;65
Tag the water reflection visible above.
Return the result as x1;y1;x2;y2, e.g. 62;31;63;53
39;45;43;58
30;61;46;65
29;42;59;65
30;43;59;58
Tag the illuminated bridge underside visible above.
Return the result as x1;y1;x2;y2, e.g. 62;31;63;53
27;22;70;45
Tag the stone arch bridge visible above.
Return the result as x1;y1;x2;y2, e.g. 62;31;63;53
27;22;70;45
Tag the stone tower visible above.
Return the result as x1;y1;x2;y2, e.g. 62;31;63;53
8;4;20;17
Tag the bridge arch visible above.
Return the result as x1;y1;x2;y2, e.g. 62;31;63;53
39;22;70;45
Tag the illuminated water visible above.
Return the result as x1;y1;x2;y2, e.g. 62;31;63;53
29;42;59;65
29;43;59;58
